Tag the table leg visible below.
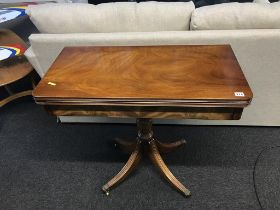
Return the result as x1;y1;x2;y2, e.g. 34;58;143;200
102;140;142;195
102;118;191;197
148;139;191;197
156;139;187;153
114;138;137;154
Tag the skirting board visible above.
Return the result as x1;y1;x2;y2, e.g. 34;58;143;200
58;116;278;126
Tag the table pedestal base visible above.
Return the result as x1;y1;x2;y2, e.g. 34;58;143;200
102;118;191;197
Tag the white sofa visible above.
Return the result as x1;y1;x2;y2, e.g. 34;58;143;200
25;2;280;126
0;0;78;3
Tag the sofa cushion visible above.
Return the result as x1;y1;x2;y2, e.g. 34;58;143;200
27;2;195;33
190;2;280;30
253;0;270;3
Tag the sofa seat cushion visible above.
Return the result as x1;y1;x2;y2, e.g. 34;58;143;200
191;2;280;30
27;2;195;33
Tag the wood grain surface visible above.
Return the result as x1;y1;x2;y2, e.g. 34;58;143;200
0;30;32;86
33;45;253;107
0;56;33;86
45;105;243;120
0;29;27;48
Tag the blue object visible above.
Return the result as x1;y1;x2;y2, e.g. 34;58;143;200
0;6;27;24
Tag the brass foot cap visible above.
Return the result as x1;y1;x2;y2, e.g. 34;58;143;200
102;185;110;196
181;139;187;144
184;190;191;198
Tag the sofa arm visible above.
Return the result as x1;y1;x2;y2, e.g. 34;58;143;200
24;46;44;78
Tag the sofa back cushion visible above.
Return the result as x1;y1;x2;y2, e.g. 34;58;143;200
191;2;280;30
27;2;195;33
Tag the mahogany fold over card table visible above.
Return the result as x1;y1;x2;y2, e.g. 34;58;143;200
33;45;253;197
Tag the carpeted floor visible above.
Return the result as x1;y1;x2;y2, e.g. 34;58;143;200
0;99;279;210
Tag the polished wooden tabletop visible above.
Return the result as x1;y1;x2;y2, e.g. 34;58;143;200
0;56;33;87
33;45;252;107
0;30;33;87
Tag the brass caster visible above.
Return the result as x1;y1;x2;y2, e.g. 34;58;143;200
102;185;110;196
184;189;191;198
181;139;187;144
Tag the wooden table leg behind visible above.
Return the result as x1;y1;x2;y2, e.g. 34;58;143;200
102;118;191;197
156;139;187;153
114;138;137;154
